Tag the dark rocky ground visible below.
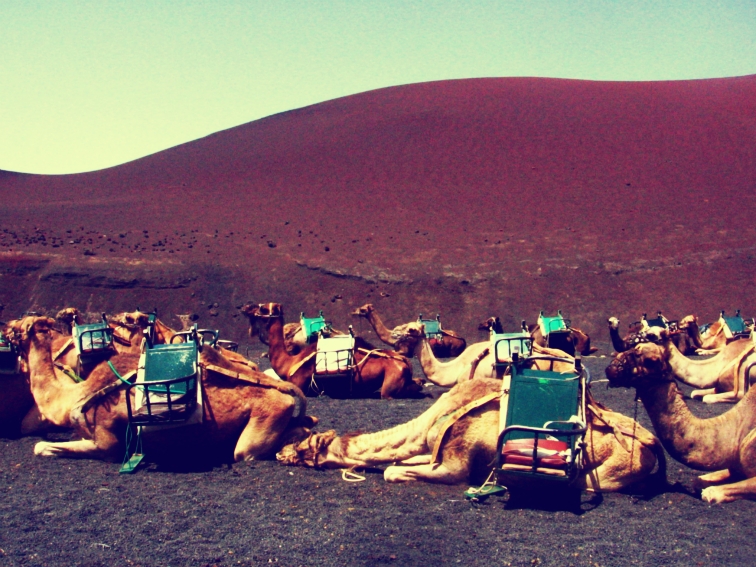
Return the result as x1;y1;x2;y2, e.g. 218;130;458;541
1;355;754;567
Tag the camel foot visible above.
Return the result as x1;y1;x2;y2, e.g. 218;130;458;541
34;441;57;456
701;486;734;504
690;388;715;400
701;393;738;404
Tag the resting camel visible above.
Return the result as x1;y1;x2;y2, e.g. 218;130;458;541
7;316;315;463
351;303;466;358
608;316;698;356
277;377;665;492
678;315;752;355
241;303;423;399
528;321;597;356
655;330;756;404
606;342;756;503
393;322;574;387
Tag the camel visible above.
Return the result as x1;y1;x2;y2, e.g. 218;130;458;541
605;342;756;503
241;303;424;399
351;303;466;358
277;377;665;492
652;330;756;404
528;321;597;356
7;316;315;464
678;314;752;355
607;316;699;356
393;322;574;387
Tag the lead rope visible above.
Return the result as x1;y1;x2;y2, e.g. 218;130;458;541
630;393;639;475
341;468;366;482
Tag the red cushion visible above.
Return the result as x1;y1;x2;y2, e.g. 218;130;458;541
502;439;569;469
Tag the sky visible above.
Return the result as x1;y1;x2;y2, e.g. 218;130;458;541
1;0;755;175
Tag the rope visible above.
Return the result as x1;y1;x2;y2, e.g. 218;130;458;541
464;469;499;498
341;468;366;482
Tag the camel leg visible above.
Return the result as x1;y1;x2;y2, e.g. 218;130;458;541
34;439;103;459
233;406;295;462
383;460;468;484
694;469;732;489
701;392;739;404
20;405;52;435
395;454;432;466
690;388;716;400
701;476;756;504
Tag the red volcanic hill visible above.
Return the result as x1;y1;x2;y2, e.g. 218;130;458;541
1;76;756;342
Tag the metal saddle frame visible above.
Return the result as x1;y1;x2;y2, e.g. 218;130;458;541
719;310;753;340
537;310;574;355
72;313;115;371
301;310;329;343
0;330;20;375
417;313;443;340
125;324;202;428
312;328;356;397
495;352;589;493
491;321;532;378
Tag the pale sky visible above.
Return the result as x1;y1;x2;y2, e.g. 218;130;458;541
1;0;754;174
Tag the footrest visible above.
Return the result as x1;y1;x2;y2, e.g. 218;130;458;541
119;453;144;474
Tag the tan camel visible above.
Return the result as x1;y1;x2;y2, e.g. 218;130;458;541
393;322;574;387
277;378;664;491
8;316;315;463
606;342;756;503
351;304;466;358
677;315;752;355
657;330;756;403
241;303;423;399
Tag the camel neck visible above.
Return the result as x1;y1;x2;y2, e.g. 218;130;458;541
366;311;395;345
416;338;439;377
684;323;704;349
265;317;295;377
26;332;76;426
638;379;751;471
609;326;628;353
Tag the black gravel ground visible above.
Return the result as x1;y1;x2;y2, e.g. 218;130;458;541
1;356;754;567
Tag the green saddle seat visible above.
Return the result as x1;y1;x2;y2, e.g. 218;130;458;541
301;311;327;342
73;322;113;357
721;311;747;336
418;314;443;339
538;311;568;336
142;342;197;395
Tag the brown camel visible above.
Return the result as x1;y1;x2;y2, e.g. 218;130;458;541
277;378;664;491
7;316;315;463
528;320;597;356
606;342;756;503
393;322;574;387
241;303;423;399
351;303;466;358
607;316;698;356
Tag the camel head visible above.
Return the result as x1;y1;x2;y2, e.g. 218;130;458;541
110;310;152;330
478;316;503;333
392;322;425;353
240;303;284;342
6;316;56;351
55;307;79;332
678;315;698;331
276;430;338;468
605;343;671;389
607;317;620;330
350;304;374;318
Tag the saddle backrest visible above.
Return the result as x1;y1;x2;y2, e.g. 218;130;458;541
301;311;328;342
492;332;532;363
315;335;355;375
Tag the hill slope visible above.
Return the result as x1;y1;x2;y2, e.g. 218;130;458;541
1;76;755;342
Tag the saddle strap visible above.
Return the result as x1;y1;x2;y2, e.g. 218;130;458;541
70;371;137;435
430;391;501;464
287;352;316;378
54;361;83;383
53;338;74;361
